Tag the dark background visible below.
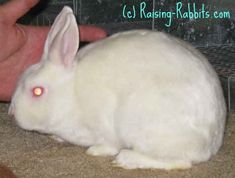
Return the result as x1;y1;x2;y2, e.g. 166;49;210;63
0;0;234;46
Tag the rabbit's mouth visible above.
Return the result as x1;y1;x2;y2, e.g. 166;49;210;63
16;118;49;134
12;111;49;133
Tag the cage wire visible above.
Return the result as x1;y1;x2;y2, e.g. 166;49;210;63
198;45;235;111
228;75;235;111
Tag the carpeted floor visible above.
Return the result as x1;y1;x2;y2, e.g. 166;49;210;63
0;103;234;178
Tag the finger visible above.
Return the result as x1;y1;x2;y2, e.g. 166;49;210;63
0;0;39;24
79;25;107;42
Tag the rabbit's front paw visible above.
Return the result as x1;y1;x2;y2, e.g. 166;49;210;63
86;144;119;156
49;135;66;143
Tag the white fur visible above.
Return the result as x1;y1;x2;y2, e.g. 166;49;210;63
9;6;226;169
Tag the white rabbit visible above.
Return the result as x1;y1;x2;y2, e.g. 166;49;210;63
9;6;226;170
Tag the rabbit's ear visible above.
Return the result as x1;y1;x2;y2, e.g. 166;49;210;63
42;6;79;68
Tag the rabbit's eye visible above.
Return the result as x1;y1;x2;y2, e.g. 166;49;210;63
32;87;44;97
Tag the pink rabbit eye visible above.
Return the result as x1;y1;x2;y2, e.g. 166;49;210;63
32;87;44;97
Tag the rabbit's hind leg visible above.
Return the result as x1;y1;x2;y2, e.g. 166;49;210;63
113;149;192;170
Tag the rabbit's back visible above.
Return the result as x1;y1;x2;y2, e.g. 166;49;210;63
76;30;223;99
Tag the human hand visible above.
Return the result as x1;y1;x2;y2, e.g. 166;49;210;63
0;0;107;101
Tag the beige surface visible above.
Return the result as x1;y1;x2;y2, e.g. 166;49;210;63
0;103;234;178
